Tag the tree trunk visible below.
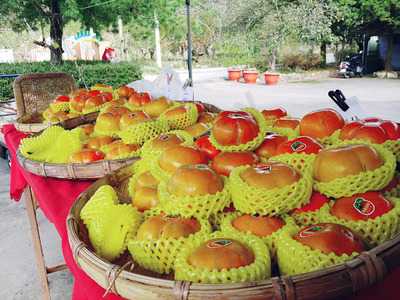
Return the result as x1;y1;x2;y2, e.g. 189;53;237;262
320;42;327;67
50;0;63;64
154;11;162;68
269;49;277;71
384;35;394;72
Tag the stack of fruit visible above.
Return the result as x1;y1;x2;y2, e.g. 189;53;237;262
80;105;400;284
42;84;116;123
20;88;216;165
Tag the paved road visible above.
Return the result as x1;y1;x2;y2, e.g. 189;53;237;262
0;158;72;299
194;77;400;122
0;75;399;299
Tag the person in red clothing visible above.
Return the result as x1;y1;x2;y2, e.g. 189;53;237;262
102;47;115;62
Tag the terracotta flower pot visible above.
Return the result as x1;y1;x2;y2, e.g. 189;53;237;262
264;73;280;85
227;69;242;81
243;71;259;84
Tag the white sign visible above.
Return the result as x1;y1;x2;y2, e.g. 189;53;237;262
0;49;14;63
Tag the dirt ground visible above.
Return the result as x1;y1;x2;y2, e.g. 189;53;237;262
0;76;399;299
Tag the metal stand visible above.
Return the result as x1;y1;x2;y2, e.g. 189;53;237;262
186;0;193;86
24;187;68;300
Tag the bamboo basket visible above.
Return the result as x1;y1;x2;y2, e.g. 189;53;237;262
67;164;400;300
16;101;221;179
13;73;77;133
16;112;139;179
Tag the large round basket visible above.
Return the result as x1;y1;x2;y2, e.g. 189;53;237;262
15;113;51;133
17;101;221;180
16;112;139;179
13;72;77;133
67;164;400;300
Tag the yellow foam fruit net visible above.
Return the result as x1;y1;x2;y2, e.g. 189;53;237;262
383;173;400;198
318;129;341;147
159;102;198;130
209;108;267;152
127;167;158;200
318;198;400;247
383;139;400;161
229;153;314;215
139;130;194;162
80;185;142;261
174;231;271;284
132;158;151;175
265;126;299;140
127;217;211;274
157;178;231;219
148;154;173;182
100;142;140;160
291;209;325;227
93;117;120;138
276;229;359;276
331;129;400;161
117;119;170;145
208;209;233;230
220;213;298;258
124;102;148;112
20;126;83;163
49;101;70;113
82;102;108;114
314;141;396;198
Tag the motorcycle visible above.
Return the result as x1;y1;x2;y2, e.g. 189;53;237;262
338;53;363;78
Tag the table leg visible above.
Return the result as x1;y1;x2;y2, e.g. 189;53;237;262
24;186;51;300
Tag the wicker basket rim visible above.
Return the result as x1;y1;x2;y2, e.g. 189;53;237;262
16;149;138;167
68;204;399;289
66;164;400;297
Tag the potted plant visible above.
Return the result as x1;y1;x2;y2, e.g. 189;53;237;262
242;70;259;84
264;72;280;85
227;68;242;81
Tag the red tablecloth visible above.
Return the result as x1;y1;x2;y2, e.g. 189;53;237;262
3;123;400;300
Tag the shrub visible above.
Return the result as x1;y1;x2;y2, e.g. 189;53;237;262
0;61;142;101
281;52;322;71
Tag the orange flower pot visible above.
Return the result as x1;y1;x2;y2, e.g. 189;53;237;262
264;73;280;85
243;71;259;84
227;69;242;81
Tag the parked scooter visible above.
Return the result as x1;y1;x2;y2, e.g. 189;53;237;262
338;52;363;78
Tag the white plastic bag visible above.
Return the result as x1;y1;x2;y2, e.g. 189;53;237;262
128;67;193;101
151;67;184;100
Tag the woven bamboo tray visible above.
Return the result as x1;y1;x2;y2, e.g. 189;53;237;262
16;112;139;179
16;101;221;180
15;112;52;133
67;163;400;300
13;72;77;133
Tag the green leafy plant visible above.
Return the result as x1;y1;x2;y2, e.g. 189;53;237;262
0;61;142;101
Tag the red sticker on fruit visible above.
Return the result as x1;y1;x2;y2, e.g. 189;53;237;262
158;134;169;141
299;225;324;238
353;197;375;216
207;239;232;248
229;113;249;120
291;141;306;152
255;165;272;174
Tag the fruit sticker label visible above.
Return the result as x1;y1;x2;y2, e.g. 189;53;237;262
255;165;272;174
353;197;375;216
207;239;232;248
299;225;324;238
291;141;306;152
229;113;248;120
342;228;355;240
158;134;170;141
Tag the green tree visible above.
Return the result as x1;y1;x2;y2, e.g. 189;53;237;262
0;0;142;64
229;0;335;70
334;0;400;70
